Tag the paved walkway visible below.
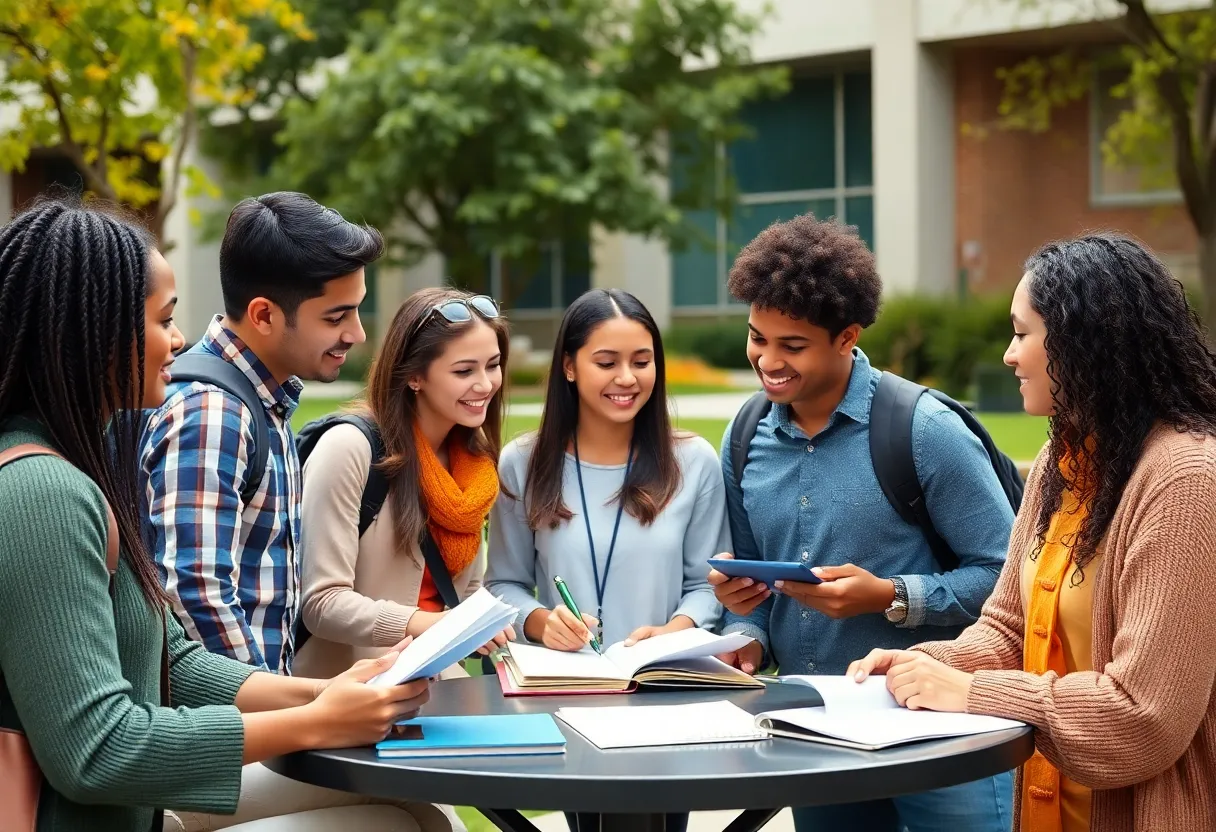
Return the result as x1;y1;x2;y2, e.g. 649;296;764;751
528;809;793;831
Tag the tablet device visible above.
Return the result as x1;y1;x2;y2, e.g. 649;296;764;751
706;558;822;585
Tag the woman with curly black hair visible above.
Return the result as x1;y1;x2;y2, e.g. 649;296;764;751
850;233;1216;832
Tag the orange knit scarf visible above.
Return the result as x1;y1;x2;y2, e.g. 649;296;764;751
413;422;499;576
1021;450;1091;832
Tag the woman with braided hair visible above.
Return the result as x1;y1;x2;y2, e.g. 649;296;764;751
850;233;1216;832
0;199;438;832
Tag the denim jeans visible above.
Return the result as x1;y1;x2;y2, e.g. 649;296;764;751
792;770;1014;832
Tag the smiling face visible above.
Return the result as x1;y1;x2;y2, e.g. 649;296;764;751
563;315;656;428
412;317;504;432
1005;273;1055;417
270;268;368;383
142;250;186;408
745;306;859;406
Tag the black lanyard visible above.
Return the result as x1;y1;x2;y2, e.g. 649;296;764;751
572;437;633;644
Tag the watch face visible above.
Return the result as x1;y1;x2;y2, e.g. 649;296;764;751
885;603;908;623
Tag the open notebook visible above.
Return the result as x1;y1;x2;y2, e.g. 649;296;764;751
556;701;768;749
755;675;1025;750
498;629;763;695
368;588;517;687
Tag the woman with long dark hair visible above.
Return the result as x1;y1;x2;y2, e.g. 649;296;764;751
296;287;513;682
485;288;730;832
0;200;431;832
849;234;1216;832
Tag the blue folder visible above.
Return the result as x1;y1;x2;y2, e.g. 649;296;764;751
375;713;567;759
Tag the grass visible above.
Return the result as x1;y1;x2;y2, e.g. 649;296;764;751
456;807;548;831
295;398;1048;462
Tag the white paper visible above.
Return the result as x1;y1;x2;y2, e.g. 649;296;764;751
555;701;768;749
505;642;626;681
602;629;755;678
369;588;517;687
757;674;1023;749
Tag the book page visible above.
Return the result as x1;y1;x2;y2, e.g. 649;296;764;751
370;588;516;687
781;675;900;711
603;629;755;678
760;706;1022;749
556;701;768;749
505;642;627;682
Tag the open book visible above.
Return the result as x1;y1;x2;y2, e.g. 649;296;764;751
498;629;763;695
755;675;1024;750
369;588;517;687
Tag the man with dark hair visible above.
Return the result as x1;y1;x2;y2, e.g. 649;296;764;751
709;214;1014;831
141;192;382;673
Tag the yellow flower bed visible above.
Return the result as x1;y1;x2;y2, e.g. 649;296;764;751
665;355;731;387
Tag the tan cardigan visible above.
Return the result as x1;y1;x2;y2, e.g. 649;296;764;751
293;422;482;680
915;426;1216;832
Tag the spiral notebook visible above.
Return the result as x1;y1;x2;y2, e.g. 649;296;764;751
554;700;769;749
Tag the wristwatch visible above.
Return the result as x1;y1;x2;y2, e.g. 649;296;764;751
884;577;909;624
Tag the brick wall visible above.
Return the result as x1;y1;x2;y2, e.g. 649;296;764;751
953;47;1197;293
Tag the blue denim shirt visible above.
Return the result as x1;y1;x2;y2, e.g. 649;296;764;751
721;349;1013;675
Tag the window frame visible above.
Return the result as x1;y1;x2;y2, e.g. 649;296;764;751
1088;63;1183;208
673;69;875;312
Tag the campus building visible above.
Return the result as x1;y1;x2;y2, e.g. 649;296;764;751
0;0;1198;347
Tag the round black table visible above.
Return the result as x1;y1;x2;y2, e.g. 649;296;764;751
267;676;1033;832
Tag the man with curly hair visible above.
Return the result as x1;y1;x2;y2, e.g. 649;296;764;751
708;214;1015;831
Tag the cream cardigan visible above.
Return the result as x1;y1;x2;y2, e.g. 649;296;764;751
293;422;482;679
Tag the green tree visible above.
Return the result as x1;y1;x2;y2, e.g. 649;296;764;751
989;1;1216;334
269;0;787;287
0;0;310;247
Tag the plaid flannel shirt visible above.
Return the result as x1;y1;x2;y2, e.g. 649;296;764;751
140;316;303;673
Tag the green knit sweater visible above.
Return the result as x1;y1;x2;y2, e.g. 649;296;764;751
0;417;256;831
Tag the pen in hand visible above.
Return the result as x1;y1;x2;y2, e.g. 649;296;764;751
553;575;602;654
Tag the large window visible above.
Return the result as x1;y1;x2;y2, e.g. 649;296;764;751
670;71;873;309
482;238;592;317
1090;66;1180;206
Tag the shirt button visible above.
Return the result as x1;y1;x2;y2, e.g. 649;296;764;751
1033;624;1049;638
801;552;809;561
1040;579;1057;591
806;662;815;672
806;445;814;453
800;496;809;507
801;611;809;619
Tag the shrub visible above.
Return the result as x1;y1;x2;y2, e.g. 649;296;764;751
665;319;751;369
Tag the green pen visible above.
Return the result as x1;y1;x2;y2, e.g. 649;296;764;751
553;575;602;654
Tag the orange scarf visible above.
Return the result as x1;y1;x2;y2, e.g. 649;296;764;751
1021;450;1091;832
413;423;499;576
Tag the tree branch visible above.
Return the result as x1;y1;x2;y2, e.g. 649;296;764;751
1118;0;1211;229
398;197;437;243
0;25;114;199
157;39;198;240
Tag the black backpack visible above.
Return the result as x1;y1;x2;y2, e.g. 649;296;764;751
729;371;1024;572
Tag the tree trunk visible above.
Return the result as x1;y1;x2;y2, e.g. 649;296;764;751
1197;228;1216;346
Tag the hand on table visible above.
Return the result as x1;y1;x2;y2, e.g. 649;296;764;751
707;553;771;616
847;649;973;712
776;563;895;620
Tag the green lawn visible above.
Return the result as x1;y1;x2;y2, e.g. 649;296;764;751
295;399;1048;462
456;807;547;831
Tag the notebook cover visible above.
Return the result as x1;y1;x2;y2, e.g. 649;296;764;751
494;660;637;697
375;713;566;754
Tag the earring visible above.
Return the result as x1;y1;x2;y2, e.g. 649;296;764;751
409;384;420;392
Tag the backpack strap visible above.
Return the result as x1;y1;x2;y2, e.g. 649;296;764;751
869;373;959;572
0;445;119;577
730;392;772;493
419;530;463;611
169;352;270;505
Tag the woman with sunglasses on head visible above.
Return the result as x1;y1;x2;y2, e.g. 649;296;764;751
849;234;1216;832
0;199;434;832
485;289;730;832
295;289;514;696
